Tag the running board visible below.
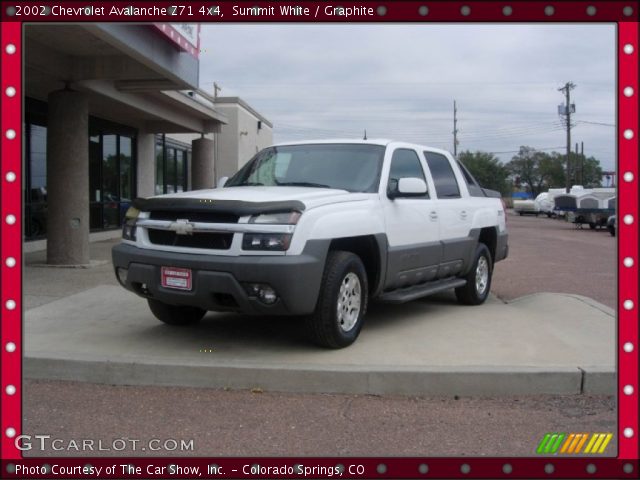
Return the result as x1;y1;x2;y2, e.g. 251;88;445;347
378;278;467;304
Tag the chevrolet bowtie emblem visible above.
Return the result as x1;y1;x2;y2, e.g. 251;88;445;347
170;219;194;235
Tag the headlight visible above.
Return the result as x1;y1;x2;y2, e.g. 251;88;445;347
242;233;292;251
122;207;140;241
249;211;301;224
124;206;140;219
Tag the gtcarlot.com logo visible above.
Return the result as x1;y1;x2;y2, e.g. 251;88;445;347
536;432;613;455
15;435;194;452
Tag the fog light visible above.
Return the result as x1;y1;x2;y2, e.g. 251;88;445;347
259;287;278;304
243;283;278;305
116;267;128;286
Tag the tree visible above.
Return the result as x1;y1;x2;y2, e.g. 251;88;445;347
457;150;510;196
505;146;551;197
545;151;603;188
506;147;604;196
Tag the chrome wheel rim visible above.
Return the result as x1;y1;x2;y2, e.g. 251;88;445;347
337;272;361;332
475;256;489;296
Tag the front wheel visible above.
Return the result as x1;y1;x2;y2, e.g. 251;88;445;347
455;243;493;305
147;299;206;325
306;251;368;349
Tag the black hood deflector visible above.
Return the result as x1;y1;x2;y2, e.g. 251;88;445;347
132;197;306;216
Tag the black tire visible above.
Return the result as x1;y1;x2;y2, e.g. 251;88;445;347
306;251;368;349
147;299;206;326
608;226;615;237
455;243;493;305
589;222;597;230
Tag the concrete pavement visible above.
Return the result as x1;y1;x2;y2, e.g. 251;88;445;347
25;285;615;396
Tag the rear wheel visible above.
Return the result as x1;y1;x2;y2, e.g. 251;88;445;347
608;225;615;237
306;251;368;349
147;299;206;325
455;243;493;305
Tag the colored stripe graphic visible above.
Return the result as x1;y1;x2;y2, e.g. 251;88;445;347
584;433;600;454
545;434;558;453
574;433;589;453
591;433;606;453
568;434;584;453
550;433;565;453
560;434;575;453
538;433;613;454
597;433;613;454
537;433;552;454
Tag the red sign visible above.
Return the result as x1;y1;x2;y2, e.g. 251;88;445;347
154;23;199;57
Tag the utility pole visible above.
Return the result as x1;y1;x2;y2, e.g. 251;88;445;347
575;142;579;185
580;142;584;186
558;82;576;193
453;100;458;157
213;82;222;183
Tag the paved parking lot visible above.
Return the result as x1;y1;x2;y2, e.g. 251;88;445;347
492;212;616;309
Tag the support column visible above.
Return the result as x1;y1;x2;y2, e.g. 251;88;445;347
191;137;215;190
46;89;89;265
136;133;156;198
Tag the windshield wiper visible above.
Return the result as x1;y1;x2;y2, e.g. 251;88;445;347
234;181;264;186
276;181;331;188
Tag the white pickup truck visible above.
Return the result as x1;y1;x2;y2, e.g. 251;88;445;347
112;140;508;348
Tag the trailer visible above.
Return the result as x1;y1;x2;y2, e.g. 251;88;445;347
555;193;616;229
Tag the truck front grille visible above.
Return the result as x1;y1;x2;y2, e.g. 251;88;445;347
148;229;233;250
149;210;239;224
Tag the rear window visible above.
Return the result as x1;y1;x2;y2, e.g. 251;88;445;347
457;160;485;197
424;152;461;198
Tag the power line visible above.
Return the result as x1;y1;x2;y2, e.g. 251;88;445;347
485;146;566;155
576;120;615;127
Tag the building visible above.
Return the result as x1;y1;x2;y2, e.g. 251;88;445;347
24;24;228;264
213;97;273;180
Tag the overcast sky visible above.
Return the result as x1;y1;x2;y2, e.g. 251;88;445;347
198;24;616;170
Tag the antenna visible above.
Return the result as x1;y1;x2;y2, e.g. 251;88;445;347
363;129;367;140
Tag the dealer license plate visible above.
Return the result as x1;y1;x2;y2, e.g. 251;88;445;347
161;266;192;291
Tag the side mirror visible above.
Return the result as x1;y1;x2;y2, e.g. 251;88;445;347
217;176;229;188
389;177;428;199
398;177;428;195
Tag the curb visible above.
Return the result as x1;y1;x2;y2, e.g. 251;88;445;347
24;356;613;396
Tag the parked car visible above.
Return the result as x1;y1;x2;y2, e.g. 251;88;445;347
113;140;508;348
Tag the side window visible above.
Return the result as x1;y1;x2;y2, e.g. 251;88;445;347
424;152;461;198
457;160;485;197
388;149;428;197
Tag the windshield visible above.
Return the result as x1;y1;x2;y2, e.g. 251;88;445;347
225;144;385;193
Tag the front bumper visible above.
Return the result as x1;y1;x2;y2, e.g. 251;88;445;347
112;241;329;315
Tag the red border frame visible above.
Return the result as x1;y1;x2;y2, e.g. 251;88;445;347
1;2;638;478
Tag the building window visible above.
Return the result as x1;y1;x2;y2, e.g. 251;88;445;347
25;122;48;238
23;97;138;239
155;135;189;194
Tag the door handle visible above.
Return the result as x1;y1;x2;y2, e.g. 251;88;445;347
429;211;438;220
460;210;467;218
